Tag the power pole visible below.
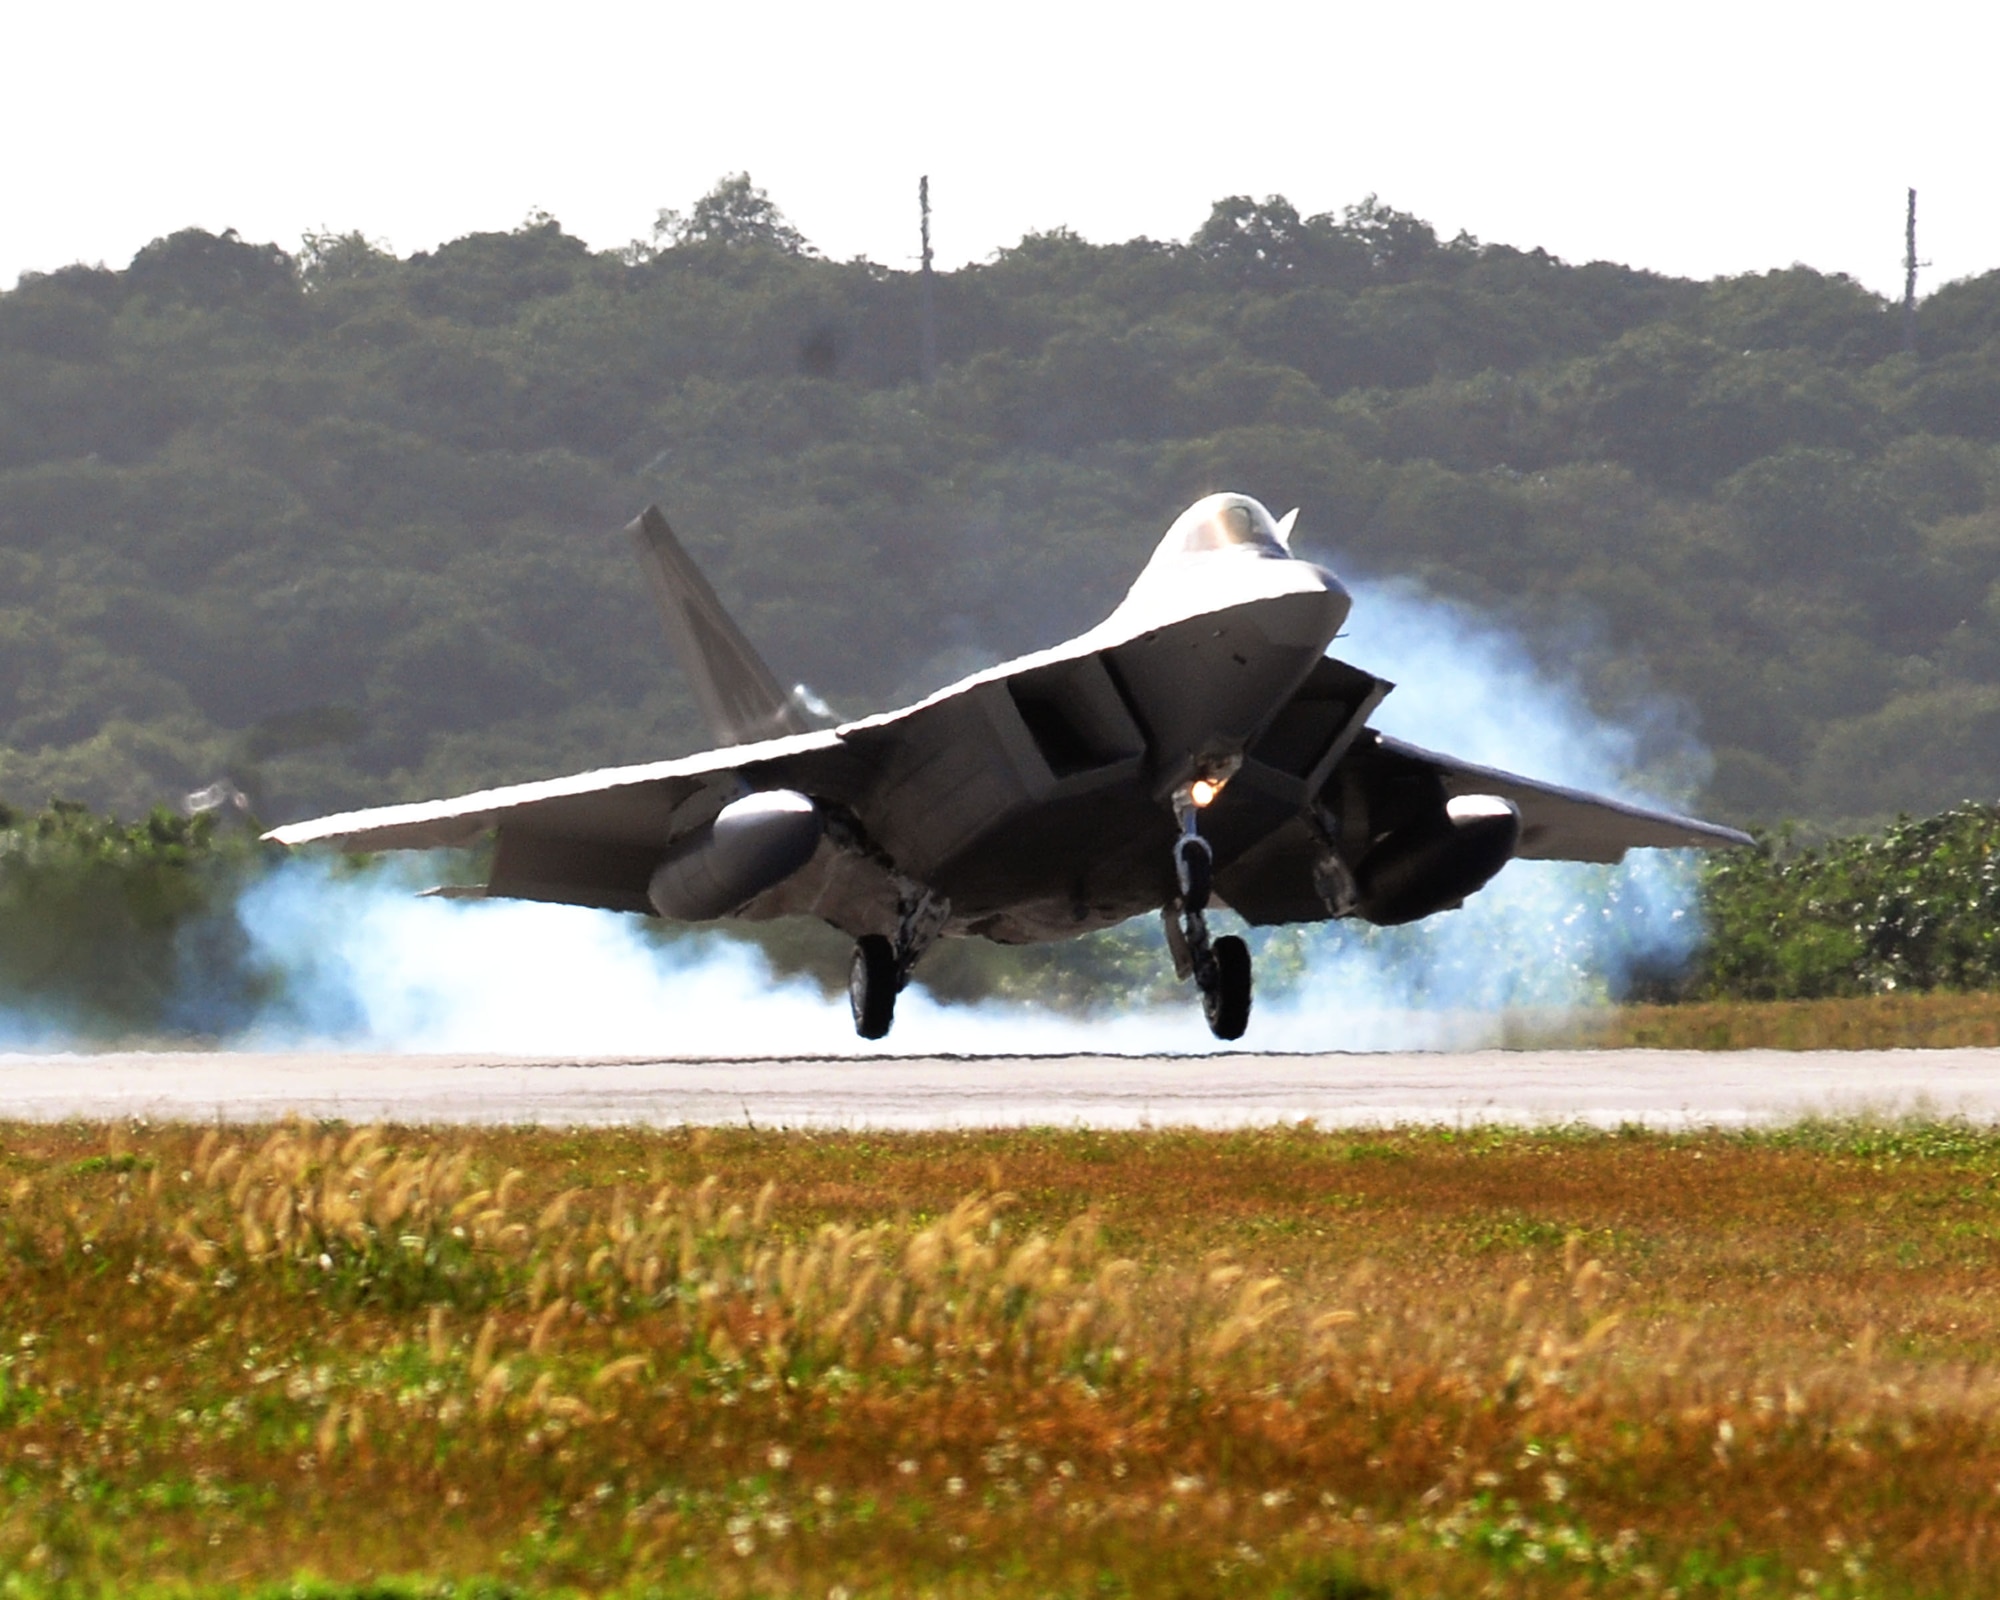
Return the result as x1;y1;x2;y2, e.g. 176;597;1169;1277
1903;187;1920;356
919;175;939;388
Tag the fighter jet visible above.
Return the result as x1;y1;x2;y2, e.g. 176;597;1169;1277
268;493;1750;1040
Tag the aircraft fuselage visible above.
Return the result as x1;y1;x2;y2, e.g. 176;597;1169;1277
837;523;1353;942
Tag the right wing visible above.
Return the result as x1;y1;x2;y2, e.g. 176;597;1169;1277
265;726;877;917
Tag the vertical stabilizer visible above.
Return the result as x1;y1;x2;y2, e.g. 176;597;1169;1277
626;506;812;747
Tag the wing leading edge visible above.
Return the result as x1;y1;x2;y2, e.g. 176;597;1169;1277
262;727;845;855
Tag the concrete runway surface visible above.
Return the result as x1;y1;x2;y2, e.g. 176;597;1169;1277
2;1048;2000;1128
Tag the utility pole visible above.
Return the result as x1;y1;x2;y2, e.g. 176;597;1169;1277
919;175;939;388
1903;187;1920;356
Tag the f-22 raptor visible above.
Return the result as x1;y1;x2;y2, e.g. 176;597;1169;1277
270;494;1749;1040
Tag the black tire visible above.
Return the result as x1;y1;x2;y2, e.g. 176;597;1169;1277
1201;934;1252;1041
849;934;898;1040
1176;835;1213;913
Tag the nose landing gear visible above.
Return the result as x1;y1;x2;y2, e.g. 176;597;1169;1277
1163;783;1252;1041
848;885;949;1041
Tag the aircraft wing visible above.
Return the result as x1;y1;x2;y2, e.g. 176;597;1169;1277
1373;734;1754;863
264;729;847;854
263;726;872;915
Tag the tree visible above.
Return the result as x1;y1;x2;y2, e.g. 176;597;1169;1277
652;173;815;256
298;229;395;290
125;228;297;311
1193;194;1313;285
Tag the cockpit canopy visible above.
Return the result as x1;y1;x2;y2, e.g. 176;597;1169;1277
1153;493;1290;560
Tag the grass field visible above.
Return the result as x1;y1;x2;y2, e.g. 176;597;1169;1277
3;1118;1998;1599
1527;990;2000;1050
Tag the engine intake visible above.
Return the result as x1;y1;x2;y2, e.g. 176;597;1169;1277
647;790;822;921
1354;793;1520;927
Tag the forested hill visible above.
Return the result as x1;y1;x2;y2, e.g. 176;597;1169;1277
7;175;2000;830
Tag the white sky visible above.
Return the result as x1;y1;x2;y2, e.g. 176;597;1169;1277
6;0;1994;298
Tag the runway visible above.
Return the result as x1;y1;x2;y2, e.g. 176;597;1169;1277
2;1048;1999;1128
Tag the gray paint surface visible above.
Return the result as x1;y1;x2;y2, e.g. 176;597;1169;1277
1;1050;1995;1128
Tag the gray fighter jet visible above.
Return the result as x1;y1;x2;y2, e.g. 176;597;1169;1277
268;493;1749;1040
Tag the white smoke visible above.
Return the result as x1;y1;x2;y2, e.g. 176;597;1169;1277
1242;576;1705;1046
209;574;1709;1056
230;859;1216;1055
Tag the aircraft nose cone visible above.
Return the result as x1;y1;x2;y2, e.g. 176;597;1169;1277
1303;563;1353;640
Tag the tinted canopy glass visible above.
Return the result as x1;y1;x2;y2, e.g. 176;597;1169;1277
1160;494;1287;557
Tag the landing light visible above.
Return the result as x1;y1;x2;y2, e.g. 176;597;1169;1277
1190;777;1224;808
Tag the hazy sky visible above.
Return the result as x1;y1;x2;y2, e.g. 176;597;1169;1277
8;0;1994;298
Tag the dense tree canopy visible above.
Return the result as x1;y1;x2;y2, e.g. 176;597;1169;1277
4;176;2000;829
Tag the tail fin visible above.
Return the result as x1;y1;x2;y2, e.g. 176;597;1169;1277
626;506;813;747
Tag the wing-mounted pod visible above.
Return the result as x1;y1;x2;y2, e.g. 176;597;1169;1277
627;506;816;748
647;789;825;921
1350;793;1520;925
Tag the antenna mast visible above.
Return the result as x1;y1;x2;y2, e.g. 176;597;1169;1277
1903;187;1920;356
919;175;939;387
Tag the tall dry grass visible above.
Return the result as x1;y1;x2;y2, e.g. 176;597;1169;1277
0;1119;1996;1596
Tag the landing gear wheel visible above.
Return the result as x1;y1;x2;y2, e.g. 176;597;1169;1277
849;934;899;1040
1201;934;1252;1041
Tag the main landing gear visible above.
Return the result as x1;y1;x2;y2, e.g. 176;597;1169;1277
849;886;949;1041
1163;785;1252;1041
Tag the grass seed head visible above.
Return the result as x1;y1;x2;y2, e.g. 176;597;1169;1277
475;1360;511;1415
469;1317;500;1381
530;1299;566;1356
591;1354;648;1390
315;1401;344;1462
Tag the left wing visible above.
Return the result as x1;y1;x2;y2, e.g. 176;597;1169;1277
1213;720;1751;927
1374;734;1753;863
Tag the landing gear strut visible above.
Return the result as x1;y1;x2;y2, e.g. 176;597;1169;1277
848;884;949;1041
1163;784;1252;1041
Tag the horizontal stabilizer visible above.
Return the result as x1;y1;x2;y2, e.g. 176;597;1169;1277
627;506;812;747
